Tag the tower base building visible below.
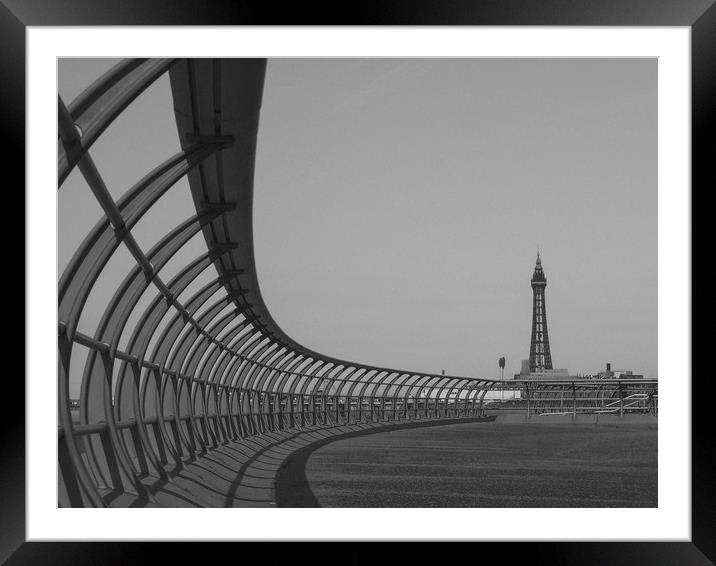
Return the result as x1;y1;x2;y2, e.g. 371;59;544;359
515;254;571;380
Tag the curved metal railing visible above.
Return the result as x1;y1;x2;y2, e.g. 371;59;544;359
57;58;496;507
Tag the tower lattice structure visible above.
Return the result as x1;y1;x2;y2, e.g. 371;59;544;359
529;252;553;372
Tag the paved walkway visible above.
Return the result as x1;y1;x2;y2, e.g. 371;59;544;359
103;416;493;507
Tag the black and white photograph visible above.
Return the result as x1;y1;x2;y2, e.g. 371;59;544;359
6;6;708;561
56;56;658;509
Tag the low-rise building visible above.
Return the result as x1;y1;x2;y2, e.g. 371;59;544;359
595;362;644;380
514;359;574;380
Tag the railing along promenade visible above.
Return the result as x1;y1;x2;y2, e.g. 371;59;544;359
490;378;658;417
57;59;657;508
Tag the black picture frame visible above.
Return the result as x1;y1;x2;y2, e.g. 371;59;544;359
6;1;711;563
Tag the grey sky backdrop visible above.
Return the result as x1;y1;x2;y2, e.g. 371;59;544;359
59;58;657;395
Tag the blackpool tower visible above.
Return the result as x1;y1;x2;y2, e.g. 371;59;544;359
529;252;553;372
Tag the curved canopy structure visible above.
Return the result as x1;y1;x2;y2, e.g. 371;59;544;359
57;59;497;507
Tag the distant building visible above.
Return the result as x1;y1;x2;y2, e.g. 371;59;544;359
519;366;573;380
508;258;650;412
596;362;644;380
514;253;574;381
520;359;530;375
528;252;553;372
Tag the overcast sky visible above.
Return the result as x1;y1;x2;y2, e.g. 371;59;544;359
59;57;657;393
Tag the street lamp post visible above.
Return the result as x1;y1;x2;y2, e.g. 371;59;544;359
498;357;506;401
